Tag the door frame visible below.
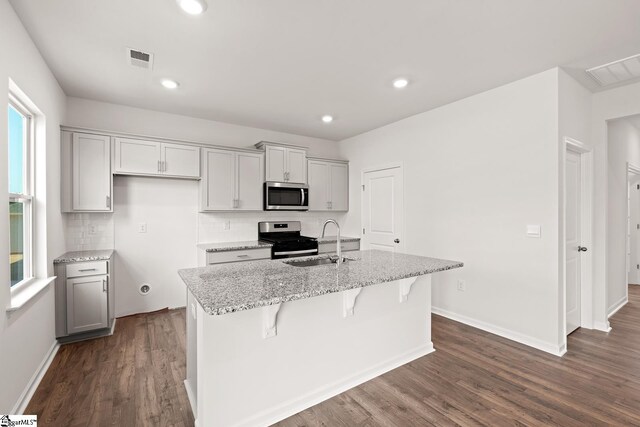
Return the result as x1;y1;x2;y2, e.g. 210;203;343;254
624;163;640;300
562;137;594;344
360;162;405;252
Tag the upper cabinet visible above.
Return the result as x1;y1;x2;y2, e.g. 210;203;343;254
256;142;307;184
307;158;349;211
113;137;200;179
200;148;264;211
61;131;113;212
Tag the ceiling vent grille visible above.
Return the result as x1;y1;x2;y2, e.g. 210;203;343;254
586;53;640;87
126;48;154;70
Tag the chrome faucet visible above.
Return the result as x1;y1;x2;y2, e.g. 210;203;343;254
321;219;341;265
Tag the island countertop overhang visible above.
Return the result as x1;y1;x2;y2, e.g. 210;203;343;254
178;249;463;316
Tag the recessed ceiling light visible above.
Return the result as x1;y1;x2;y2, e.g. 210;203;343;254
161;79;179;89
392;78;409;89
321;115;334;123
176;0;207;15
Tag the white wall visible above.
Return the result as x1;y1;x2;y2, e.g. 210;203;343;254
339;68;564;354
557;69;593;337
592;80;640;329
606;118;640;314
64;98;343;316
0;0;66;413
65;97;340;157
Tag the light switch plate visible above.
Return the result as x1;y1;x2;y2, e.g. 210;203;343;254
526;225;541;238
138;222;147;233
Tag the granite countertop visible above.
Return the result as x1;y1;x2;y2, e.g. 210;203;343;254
197;241;273;252
54;249;114;264
178;249;463;316
317;236;360;244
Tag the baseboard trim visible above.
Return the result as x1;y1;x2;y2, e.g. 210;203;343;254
432;307;565;357
184;379;196;416
593;320;612;332
235;343;434;427
608;296;628;318
11;340;59;414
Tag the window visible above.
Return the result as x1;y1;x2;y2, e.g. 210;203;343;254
8;99;33;287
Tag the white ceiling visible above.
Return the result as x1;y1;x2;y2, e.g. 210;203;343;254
9;0;640;141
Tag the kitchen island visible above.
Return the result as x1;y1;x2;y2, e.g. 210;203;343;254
178;250;462;427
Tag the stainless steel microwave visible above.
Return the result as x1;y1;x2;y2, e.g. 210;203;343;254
264;182;309;211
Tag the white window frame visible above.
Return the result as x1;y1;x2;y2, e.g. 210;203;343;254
8;93;35;289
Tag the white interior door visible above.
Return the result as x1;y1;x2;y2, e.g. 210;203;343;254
362;166;403;252
628;177;640;284
566;150;582;334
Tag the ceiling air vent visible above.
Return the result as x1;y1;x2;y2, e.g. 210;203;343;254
586;53;640;87
126;48;154;70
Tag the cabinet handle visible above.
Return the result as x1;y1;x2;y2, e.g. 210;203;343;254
158;160;161;172
106;195;111;208
102;278;107;292
162;161;166;172
237;254;250;258
285;171;289;181
79;268;97;272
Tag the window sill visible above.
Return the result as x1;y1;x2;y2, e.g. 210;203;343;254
7;276;56;313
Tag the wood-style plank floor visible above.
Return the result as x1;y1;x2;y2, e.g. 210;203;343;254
28;287;640;426
26;309;194;426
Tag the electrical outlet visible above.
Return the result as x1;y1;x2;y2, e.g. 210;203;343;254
88;224;97;235
457;280;466;292
138;222;147;233
223;220;231;230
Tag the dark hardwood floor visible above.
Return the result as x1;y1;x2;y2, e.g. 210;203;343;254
26;309;194;426
27;287;640;426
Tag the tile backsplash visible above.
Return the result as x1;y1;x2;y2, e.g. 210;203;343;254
197;211;346;243
65;213;115;251
65;210;347;252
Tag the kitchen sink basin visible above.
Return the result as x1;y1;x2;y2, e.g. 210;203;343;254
284;257;355;267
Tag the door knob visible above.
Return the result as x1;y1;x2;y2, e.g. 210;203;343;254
578;246;588;252
394;239;400;243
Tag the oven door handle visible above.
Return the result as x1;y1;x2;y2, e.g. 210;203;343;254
274;249;318;256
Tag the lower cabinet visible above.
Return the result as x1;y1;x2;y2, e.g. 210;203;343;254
66;275;109;334
206;247;271;265
54;255;115;340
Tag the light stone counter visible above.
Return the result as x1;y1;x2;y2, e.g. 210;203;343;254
53;249;114;264
179;249;462;315
196;240;273;252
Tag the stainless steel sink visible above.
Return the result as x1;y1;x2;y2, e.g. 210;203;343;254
284;256;355;267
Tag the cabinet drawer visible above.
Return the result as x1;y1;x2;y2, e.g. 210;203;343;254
66;260;108;278
207;248;271;265
318;240;360;254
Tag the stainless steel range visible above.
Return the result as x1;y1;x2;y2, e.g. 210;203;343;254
258;221;318;259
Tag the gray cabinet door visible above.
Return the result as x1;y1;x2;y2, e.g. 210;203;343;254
66;275;108;334
72;133;112;211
